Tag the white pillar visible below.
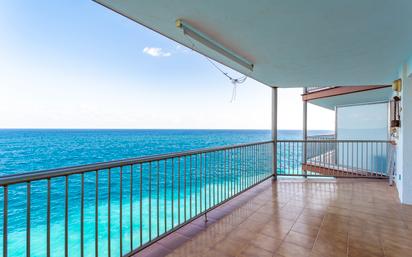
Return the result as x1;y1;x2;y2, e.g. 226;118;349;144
303;88;308;177
272;87;278;179
398;63;412;204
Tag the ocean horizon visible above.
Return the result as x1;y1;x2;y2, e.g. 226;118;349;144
0;129;332;175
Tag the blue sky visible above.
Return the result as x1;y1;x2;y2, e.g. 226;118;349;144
0;1;334;130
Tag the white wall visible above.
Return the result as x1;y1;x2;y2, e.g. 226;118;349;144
397;62;412;204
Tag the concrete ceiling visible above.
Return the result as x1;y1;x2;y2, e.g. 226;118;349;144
94;0;412;88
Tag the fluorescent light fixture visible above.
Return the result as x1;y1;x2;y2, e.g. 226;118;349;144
176;19;254;71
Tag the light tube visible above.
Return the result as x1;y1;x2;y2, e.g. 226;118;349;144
176;19;254;71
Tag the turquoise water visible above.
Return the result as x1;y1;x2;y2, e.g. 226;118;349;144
0;129;329;257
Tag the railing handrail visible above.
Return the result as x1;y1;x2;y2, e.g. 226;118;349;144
0;140;274;186
0;139;394;186
278;139;392;143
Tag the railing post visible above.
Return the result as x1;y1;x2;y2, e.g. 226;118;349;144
303;88;308;178
272;87;278;180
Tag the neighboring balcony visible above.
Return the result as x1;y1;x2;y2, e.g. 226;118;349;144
0;139;399;257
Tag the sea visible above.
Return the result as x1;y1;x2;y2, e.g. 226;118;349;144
0;129;331;257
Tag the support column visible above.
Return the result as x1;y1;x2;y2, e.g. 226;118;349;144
399;63;412;204
303;88;308;177
272;87;278;180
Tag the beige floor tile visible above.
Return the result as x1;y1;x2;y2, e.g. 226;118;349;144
237;244;273;257
138;179;410;257
284;230;316;249
249;233;282;253
277;241;312;257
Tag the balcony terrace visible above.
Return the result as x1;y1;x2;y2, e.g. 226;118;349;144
0;139;397;257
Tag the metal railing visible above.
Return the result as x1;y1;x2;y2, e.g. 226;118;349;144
0;139;395;257
0;141;274;257
277;140;393;177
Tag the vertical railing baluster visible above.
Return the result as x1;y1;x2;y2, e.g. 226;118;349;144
228;149;232;196
213;151;219;204
47;179;51;257
81;174;84;257
361;142;364;175
252;145;255;183
184;157;187;221
351;142;354;174
237;147;239;190
200;153;203;212
283;141;286;175
235;148;238;194
248;145;256;183
257;144;260;181
257;145;260;180
3;186;8;257
239;147;243;191
288;142;291;176
27;182;31;257
120;166;123;256
139;164;143;246
252;145;254;183
130;165;133;251
65;176;69;257
164;160;167;233
346;142;349;174
248;146;251;186
372;142;374;175
257;144;260;179
177;158;180;224
156;161;159;238
242;146;248;189
204;153;207;210
229;149;230;194
108;169;111;257
366;142;369;174
279;143;282;176
226;149;228;197
95;172;98;257
356;142;359;174
171;159;174;228
244;147;247;188
292;141;295;175
212;152;215;205
195;155;198;214
149;163;152;241
208;152;211;208
381;142;384;176
189;155;192;218
217;151;223;203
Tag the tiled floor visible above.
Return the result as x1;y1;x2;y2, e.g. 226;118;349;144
133;178;412;257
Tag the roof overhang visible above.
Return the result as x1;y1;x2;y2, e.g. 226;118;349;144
94;0;412;88
305;86;393;110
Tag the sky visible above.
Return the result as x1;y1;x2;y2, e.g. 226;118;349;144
0;1;334;130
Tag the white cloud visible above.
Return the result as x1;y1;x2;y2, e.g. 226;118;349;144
142;47;171;57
